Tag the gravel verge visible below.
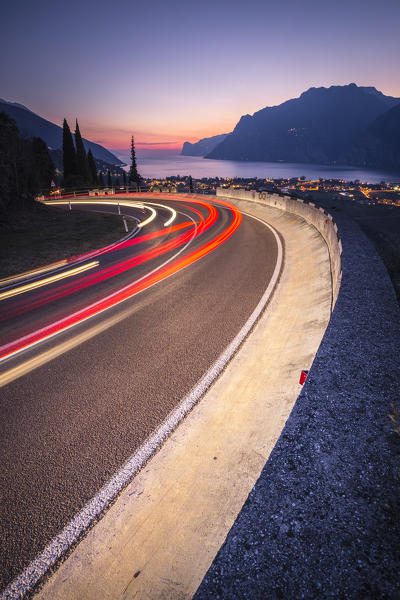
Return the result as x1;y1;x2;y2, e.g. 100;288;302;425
195;210;400;599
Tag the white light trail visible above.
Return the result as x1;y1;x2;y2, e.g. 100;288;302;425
0;261;99;302
43;199;158;228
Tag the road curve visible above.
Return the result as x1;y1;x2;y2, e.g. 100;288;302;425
0;193;278;594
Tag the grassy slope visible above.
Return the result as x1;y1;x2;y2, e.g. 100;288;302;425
0;203;126;278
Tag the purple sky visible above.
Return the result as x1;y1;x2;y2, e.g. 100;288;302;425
1;0;400;152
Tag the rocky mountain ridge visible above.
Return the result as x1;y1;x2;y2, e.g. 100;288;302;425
182;84;400;171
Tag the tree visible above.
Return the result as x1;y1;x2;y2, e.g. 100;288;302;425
99;171;104;187
0;112;21;213
75;119;90;187
122;170;127;186
128;135;141;186
62;118;77;187
31;137;55;192
107;169;112;187
188;175;194;193
0;112;55;215
87;149;98;186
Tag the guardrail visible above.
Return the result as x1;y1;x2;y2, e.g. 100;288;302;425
36;185;147;200
216;188;342;309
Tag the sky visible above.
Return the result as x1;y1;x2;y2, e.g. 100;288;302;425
1;0;400;153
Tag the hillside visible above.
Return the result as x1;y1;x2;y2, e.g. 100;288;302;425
0;100;122;166
206;84;400;166
342;103;400;171
181;133;228;156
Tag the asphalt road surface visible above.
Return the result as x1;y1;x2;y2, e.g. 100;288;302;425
0;193;278;593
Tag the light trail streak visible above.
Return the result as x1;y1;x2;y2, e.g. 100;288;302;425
0;211;199;386
0;261;99;301
43;198;177;228
0;196;241;364
0;222;199;324
43;199;158;228
164;208;176;227
136;205;156;228
0;201;214;323
0;259;68;286
142;201;177;227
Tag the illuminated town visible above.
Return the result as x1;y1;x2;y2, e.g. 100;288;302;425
145;176;400;207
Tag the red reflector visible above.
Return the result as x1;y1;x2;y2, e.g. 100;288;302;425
299;370;309;385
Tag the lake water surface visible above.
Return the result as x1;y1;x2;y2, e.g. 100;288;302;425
115;151;400;184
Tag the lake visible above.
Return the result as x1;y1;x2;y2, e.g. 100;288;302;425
114;151;400;184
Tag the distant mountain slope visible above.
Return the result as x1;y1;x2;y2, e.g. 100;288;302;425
0;98;34;113
342;103;400;171
181;133;228;156
206;84;400;165
0;100;122;165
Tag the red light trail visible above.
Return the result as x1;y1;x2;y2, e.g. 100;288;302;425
0;195;241;362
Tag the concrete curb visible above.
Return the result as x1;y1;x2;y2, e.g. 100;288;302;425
195;196;400;599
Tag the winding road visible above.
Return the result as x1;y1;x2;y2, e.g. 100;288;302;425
0;193;279;594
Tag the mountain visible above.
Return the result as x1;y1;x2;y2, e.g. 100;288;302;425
342;103;400;171
0;98;34;113
0;99;122;166
206;84;400;165
181;133;228;156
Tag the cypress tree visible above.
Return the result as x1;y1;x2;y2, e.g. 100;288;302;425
189;175;194;193
75;119;90;187
62;118;77;188
107;169;112;187
99;171;104;187
87;149;98;186
129;135;140;186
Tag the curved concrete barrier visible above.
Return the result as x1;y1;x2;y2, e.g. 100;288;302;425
216;187;342;308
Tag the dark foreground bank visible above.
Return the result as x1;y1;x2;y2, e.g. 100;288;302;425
0;203;126;279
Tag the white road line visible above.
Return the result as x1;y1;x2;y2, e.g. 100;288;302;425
0;210;283;600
